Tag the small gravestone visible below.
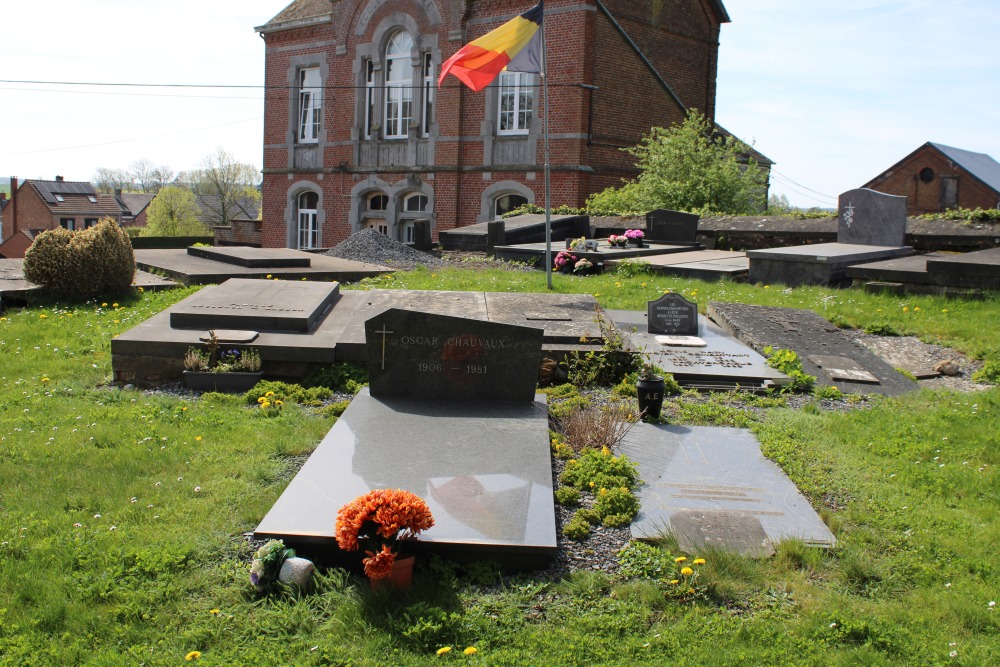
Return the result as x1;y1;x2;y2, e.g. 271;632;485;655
838;188;907;246
807;355;880;384
646;209;699;243
670;509;775;557
364;308;543;402
647;293;698;335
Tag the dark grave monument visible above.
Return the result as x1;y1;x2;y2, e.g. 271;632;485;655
747;188;913;286
255;311;556;565
605;249;749;282
647;293;699;335
608;309;789;390
169;278;339;332
646;209;699;244
619;424;835;553
848;248;1000;295
187;245;312;268
707;302;917;396
365;308;543;402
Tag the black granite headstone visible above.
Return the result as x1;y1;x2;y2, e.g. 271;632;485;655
838;188;907;246
647;293;698;335
365;308;543;402
646;209;699;243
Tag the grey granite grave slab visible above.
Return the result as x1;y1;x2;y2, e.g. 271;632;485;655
620;423;835;550
254;389;556;564
365;309;543;402
648;293;699;335
669;510;774;557
707;302;917;396
747;242;913;286
169;278;340;332
492;241;700;268
646;209;699;244
808;355;880;383
134;248;391;285
186;246;312;268
607;309;788;390
605;250;749;281
838;188;907;246
484;292;605;343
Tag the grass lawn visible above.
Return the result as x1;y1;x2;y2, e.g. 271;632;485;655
0;268;997;666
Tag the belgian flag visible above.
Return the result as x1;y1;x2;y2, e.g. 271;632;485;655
438;2;543;92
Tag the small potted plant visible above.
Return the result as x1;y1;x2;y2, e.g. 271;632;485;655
569;236;588;251
335;488;435;590
607;234;628;248
554;250;578;273
636;363;666;422
182;330;263;393
624;229;645;247
572;257;595;275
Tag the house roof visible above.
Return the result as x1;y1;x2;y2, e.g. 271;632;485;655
713;124;774;166
27;184;123;218
708;0;731;23
29;179;97;205
257;0;333;33
195;195;260;224
119;193;155;217
929;142;1000;195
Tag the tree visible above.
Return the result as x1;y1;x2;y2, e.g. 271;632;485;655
141;186;207;237
585;111;768;215
92;167;131;194
194;148;262;226
129;159;157;193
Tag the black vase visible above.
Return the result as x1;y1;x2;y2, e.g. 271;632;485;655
636;376;666;421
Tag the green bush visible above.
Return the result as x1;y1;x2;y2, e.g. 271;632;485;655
617;541;674;580
554;486;581;506
23;218;135;298
563;516;591;540
972;360;1000;384
303;363;369;393
813;385;843;400
244;381;333;407
593;487;640;526
763;346;816;393
560;447;640;492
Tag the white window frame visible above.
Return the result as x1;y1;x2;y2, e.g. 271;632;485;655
364;60;376;139
422;52;434;137
384;32;413;139
403;193;428;213
367;220;389;235
296;191;319;249
298;67;322;144
497;72;534;135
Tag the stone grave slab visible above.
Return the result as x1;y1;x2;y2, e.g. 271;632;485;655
200;329;259;344
648;293;698;335
484;292;605;343
747;242;913;287
808;355;880;383
365;308;543;402
646;209;699;243
655;335;706;347
491;241;699;268
169;278;339;332
619;424;835;550
607;309;788;390
707;302;917;396
838;188;907;246
186;245;312;268
254;389;556;565
926;247;1000;290
606;250;749;281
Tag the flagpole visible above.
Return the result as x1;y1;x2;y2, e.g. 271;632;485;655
540;9;553;290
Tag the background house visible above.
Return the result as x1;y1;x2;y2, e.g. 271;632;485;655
256;0;735;249
863;142;1000;215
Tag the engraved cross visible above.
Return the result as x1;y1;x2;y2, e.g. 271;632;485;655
374;325;394;370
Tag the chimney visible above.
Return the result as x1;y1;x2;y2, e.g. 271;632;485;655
114;188;122;198
55;175;64;182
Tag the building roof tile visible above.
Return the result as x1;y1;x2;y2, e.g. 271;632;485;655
929;142;1000;195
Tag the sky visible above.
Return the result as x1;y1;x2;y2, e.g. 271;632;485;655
2;0;998;209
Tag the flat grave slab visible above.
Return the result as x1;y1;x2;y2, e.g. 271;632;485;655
620;424;835;551
747;242;913;286
707;302;917;396
484;292;605;343
606;250;749;281
846;253;941;286
186;246;312;268
169;278;340;332
134;248;392;285
254;389;557;563
365;308;543;402
607;309;788;390
492;241;700;268
0;258;176;303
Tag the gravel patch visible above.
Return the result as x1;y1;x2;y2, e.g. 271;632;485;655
326;228;447;271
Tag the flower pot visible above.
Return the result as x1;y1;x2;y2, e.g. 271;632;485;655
628;239;644;248
636;376;666;422
183;371;263;393
370;555;415;591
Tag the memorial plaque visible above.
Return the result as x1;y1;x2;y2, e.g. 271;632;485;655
808;355;880;384
169;278;340;332
646;209;699;243
670;509;775;557
647;293;698;335
837;188;907;247
365;308;543;402
655;335;707;347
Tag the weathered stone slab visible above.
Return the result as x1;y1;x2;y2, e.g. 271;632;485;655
484;292;605;343
646;209;699;243
838;188;908;246
621;424;835;549
808;355;880;383
187;246;312;268
254;389;556;564
199;329;259;344
707;302;917;396
365;308;543;402
169;278;339;332
647;293;698;335
747;242;913;287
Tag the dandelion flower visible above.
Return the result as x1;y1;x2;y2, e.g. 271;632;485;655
209;609;220;616
693;558;706;565
195;436;202;441
39;314;48;319
436;646;452;655
669;579;679;585
681;567;694;576
674;556;687;563
464;647;477;655
185;651;201;661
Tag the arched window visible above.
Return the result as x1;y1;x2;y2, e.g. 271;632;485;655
384;31;413;139
494;193;528;219
403;193;428;212
368;193;389;211
296;191;319;249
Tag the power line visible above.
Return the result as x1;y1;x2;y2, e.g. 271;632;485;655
0;85;263;101
770;168;835;200
769;173;836;207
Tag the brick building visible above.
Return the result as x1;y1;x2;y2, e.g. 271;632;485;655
863;142;1000;216
257;0;731;248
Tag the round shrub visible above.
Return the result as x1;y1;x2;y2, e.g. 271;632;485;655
23;218;135;298
554;486;581;506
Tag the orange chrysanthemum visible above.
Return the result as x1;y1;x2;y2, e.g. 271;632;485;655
363;544;397;579
335;489;434;552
